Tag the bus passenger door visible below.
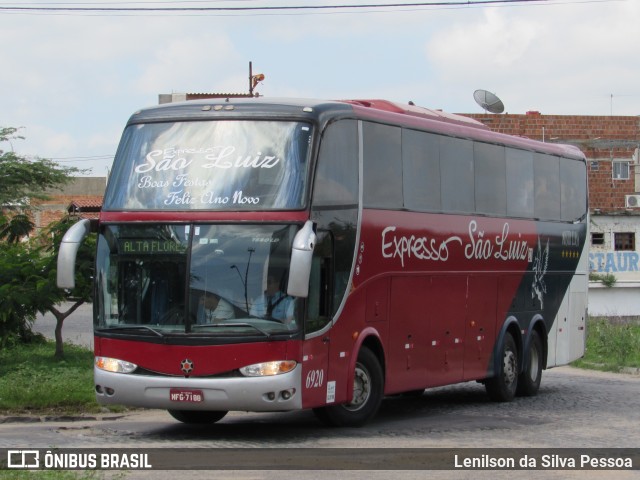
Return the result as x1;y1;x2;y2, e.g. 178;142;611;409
301;232;332;409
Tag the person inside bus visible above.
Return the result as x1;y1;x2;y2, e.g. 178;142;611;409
197;291;235;324
251;275;295;325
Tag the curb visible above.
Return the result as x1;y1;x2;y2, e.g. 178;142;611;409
0;414;126;424
621;367;640;375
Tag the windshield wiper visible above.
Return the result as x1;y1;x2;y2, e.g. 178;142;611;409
192;322;272;339
98;325;164;338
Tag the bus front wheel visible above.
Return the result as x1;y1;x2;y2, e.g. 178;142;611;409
485;332;518;402
168;409;228;424
313;346;384;427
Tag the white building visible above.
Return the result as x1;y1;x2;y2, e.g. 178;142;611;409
589;214;640;319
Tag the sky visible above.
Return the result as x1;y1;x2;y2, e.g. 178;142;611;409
1;0;639;176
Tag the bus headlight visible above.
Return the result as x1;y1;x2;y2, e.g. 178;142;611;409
240;360;297;377
95;356;137;374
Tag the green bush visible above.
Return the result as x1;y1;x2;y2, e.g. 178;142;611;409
574;318;640;372
0;244;43;347
588;272;617;288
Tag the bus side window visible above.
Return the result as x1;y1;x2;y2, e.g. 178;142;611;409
362;122;403;209
561;159;587;222
441;136;474;214
312;120;358;207
306;230;333;334
402;129;441;212
506;148;534;218
534;154;561;220
310;118;358;332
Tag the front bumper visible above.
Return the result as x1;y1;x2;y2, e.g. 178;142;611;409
94;365;303;411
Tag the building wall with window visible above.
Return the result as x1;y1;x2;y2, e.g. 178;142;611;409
587;214;640;318
589;215;640;280
462;111;640;318
32;177;106;233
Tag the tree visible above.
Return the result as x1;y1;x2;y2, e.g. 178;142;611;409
0;126;84;354
0;243;46;346
0;216;95;357
43;216;95;358
0;213;35;244
0;127;77;206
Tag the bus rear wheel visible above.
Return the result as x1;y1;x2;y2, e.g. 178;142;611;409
168;410;228;424
313;346;383;427
485;332;518;402
517;330;543;396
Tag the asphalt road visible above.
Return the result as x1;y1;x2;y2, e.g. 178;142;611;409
17;304;640;479
33;301;94;348
2;367;639;479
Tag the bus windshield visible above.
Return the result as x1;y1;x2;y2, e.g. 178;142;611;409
103;120;313;211
95;223;302;337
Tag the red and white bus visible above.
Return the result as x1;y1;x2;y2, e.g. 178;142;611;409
57;98;588;426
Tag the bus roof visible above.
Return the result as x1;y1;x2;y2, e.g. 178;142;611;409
342;99;487;129
128;97;584;161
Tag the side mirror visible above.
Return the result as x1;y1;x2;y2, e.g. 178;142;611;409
287;220;316;298
57;219;92;289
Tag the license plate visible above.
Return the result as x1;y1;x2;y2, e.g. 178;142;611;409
169;388;204;403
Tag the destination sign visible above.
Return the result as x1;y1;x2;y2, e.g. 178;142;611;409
118;239;186;255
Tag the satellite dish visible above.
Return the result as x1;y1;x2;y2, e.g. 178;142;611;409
473;89;505;114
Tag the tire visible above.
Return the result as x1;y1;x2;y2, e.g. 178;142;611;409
485;331;518;402
167;409;228;424
313;347;384;427
401;389;425;397
517;330;543;397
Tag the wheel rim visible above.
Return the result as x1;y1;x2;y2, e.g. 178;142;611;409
503;349;517;385
344;363;371;412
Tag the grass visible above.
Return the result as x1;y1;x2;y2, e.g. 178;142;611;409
572;317;640;373
0;472;106;480
0;338;100;415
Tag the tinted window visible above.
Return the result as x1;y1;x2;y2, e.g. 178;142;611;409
506;148;534;218
534;154;561;220
312;120;359;329
402;129;441;211
440;136;474;213
561;159;587;221
95;223;302;335
313;120;358;207
306;230;334;334
363;122;403;209
474;142;506;215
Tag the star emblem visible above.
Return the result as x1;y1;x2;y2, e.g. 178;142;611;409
180;359;194;375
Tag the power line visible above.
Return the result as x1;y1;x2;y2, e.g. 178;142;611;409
0;0;623;17
0;1;557;14
30;154;114;163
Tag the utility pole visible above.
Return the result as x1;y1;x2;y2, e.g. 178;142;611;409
248;61;265;97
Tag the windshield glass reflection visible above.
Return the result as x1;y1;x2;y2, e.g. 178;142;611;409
95;224;301;338
103;121;313;211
